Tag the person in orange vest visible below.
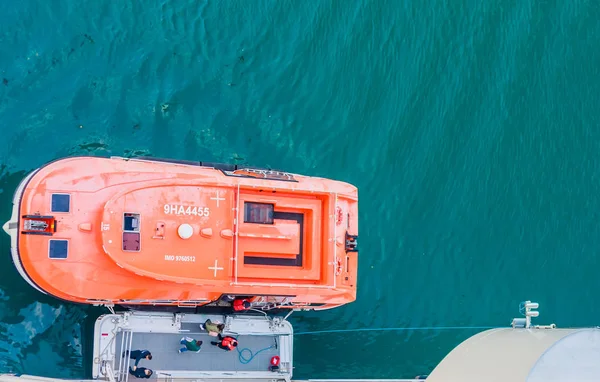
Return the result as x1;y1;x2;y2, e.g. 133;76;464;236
232;298;251;312
210;334;238;351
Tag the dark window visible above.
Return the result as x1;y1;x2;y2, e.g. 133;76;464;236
123;232;141;251
51;194;70;213
244;202;274;224
49;240;68;259
123;213;140;232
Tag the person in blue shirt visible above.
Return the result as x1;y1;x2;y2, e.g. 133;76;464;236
123;349;152;366
129;366;152;379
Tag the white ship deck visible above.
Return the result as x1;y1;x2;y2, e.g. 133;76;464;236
115;324;280;373
93;311;293;381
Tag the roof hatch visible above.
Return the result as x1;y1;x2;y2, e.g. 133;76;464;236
51;194;70;213
49;239;68;259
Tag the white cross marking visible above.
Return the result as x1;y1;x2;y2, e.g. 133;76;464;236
210;191;226;207
208;259;224;277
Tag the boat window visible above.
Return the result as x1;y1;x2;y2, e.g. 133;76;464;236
51;194;70;213
123;213;140;232
244;202;274;224
48;239;68;259
122;232;141;251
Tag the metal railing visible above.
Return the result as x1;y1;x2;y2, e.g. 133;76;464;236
101;361;116;382
115;329;134;382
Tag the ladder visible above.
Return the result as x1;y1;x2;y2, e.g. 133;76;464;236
115;329;134;382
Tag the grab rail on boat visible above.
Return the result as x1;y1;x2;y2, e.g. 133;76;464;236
88;299;212;310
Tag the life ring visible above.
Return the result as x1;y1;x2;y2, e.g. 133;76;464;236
335;258;343;276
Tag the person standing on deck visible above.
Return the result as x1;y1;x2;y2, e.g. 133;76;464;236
200;319;224;336
210;334;238;351
179;337;203;353
129;366;153;379
123;349;152;366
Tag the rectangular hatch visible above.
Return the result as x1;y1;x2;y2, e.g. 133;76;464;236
123;213;141;251
49;239;68;259
236;195;323;283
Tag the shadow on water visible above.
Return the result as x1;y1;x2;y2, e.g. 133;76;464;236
0;166;31;299
0;165;106;378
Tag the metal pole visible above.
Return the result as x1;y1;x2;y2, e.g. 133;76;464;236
117;329;126;380
124;331;133;382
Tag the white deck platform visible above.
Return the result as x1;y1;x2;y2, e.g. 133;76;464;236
92;311;293;381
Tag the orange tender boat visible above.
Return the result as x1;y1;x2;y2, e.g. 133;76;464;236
2;156;359;311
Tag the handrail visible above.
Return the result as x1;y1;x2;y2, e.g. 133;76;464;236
116;330;125;380
332;193;338;289
123;331;133;382
234;183;240;284
115;330;134;382
102;361;116;382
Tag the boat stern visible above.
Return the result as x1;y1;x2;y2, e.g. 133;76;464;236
2;220;12;236
3;169;47;295
3;199;19;239
3;170;26;240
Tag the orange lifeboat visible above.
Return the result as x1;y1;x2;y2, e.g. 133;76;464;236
2;156;359;311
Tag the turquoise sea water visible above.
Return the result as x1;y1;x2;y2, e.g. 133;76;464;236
2;0;600;379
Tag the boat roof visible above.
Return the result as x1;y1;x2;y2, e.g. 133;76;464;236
14;156;358;306
101;182;321;285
